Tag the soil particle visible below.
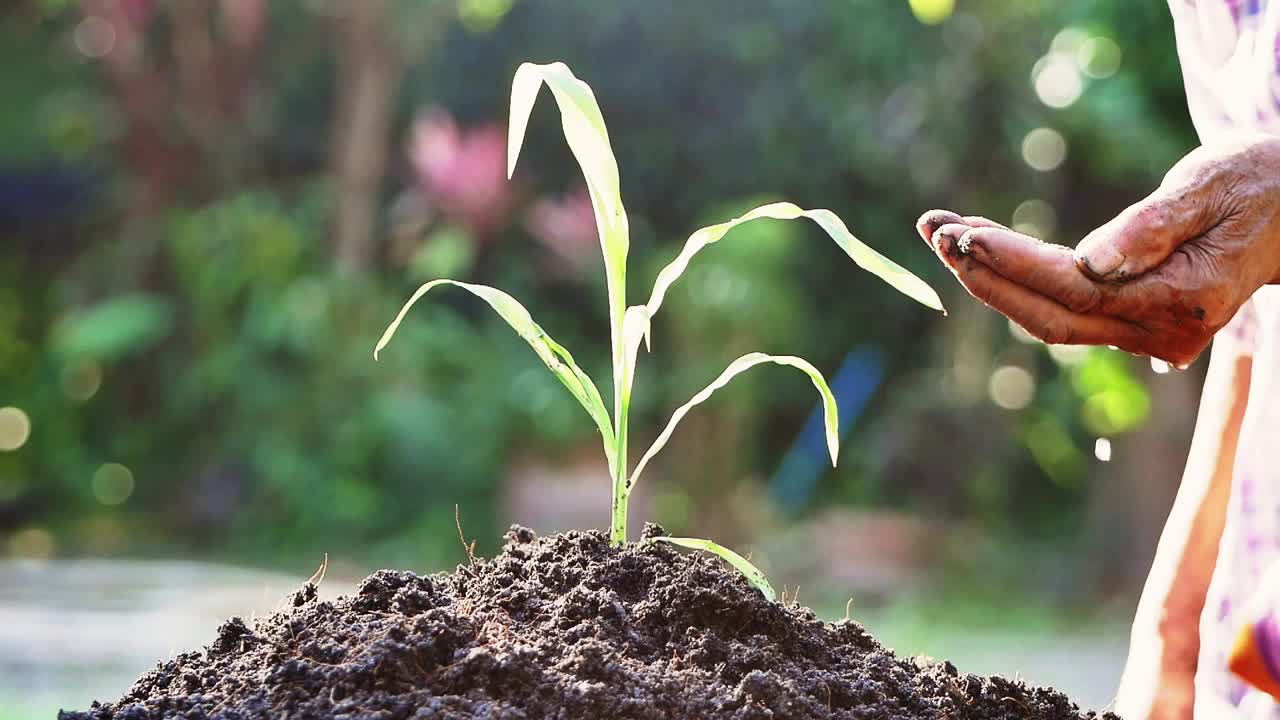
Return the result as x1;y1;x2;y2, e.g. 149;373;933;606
61;524;1120;720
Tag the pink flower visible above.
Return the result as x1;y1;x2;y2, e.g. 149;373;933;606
524;187;599;275
116;0;157;27
408;109;513;239
219;0;266;49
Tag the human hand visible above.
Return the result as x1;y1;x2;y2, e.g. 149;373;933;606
916;135;1280;367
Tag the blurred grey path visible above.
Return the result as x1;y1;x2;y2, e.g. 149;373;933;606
0;559;353;720
863;623;1129;714
0;559;1125;719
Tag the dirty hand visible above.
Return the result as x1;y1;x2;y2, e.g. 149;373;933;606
916;135;1280;367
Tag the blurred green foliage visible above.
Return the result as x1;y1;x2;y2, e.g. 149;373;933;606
0;0;1195;576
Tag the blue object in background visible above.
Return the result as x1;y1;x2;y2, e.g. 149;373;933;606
769;347;884;512
0;166;95;226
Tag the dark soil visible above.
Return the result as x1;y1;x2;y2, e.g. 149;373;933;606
62;524;1119;720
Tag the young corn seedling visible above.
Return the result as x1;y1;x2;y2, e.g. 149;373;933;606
375;62;943;601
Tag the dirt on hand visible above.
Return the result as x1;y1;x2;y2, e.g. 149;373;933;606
61;524;1120;720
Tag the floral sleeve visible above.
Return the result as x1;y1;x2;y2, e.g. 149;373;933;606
1229;563;1280;699
1217;298;1260;357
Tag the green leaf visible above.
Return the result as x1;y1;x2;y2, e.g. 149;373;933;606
629;353;838;492
509;61;636;545
617;305;651;423
508;61;630;413
52;294;175;361
374;279;616;472
651;536;776;602
645;202;943;318
610;305;651;536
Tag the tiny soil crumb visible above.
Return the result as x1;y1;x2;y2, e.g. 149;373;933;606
61;524;1120;720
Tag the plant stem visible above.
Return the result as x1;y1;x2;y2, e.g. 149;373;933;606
610;400;629;546
607;240;628;546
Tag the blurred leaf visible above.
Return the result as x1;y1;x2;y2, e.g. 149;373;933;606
1071;350;1150;434
410;225;476;280
169;192;305;313
458;0;516;33
0;27;96;163
52;294;174;361
1022;410;1085;488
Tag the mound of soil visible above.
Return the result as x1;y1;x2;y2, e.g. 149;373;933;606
62;524;1118;720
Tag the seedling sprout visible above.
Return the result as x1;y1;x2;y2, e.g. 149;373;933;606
375;62;943;599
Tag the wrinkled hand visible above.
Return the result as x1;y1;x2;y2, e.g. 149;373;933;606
917;135;1280;367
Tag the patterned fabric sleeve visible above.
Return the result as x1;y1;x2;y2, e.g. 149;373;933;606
1229;563;1280;698
1169;0;1280;138
1218;297;1260;357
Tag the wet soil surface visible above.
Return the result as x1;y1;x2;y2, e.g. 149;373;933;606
62;525;1119;719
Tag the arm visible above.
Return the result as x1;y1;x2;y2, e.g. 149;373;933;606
1115;338;1251;719
913;135;1276;717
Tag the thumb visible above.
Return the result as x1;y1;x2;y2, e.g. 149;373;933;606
1074;190;1207;282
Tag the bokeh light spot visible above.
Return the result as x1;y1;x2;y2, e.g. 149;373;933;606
1094;437;1112;462
909;0;955;25
1021;127;1067;172
1051;27;1090;56
0;407;31;451
1033;55;1084;108
1012;198;1058;239
74;16;116;59
92;463;135;506
1079;37;1122;79
61;359;103;401
9;527;54;560
989;365;1035;410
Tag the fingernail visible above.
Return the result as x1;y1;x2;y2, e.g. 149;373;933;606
917;217;943;243
917;210;963;244
1077;243;1126;279
933;230;959;259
